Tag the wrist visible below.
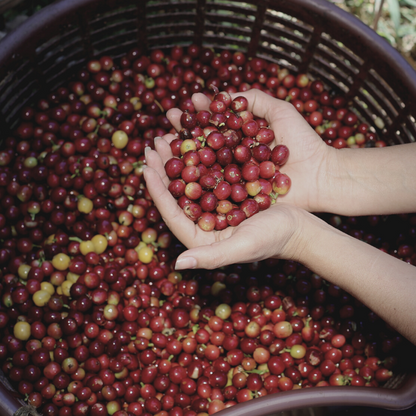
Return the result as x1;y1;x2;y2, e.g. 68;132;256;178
311;145;348;214
280;209;327;263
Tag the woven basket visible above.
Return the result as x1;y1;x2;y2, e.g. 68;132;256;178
1;0;416;144
0;0;416;415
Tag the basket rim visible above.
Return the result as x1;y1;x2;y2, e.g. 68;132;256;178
0;369;415;415
205;373;416;415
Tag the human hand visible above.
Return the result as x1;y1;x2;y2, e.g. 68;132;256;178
143;157;307;269
162;88;335;212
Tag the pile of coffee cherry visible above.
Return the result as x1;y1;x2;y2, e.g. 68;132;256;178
0;43;413;416
164;89;291;231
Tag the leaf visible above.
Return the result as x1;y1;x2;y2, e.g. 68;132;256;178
386;0;402;35
398;24;416;37
376;20;397;45
400;0;416;6
377;31;395;45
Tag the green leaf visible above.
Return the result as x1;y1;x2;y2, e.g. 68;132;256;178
401;8;416;22
377;18;397;44
376;28;396;45
400;0;416;6
398;24;416;37
386;0;402;35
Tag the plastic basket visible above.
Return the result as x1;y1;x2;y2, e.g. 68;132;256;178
0;0;416;415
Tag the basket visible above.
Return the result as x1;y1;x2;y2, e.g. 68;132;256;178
1;0;416;142
0;0;416;415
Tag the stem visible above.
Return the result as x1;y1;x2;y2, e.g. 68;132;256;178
69;236;83;243
373;0;385;31
245;369;267;375
154;100;165;113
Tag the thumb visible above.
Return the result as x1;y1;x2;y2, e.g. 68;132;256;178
174;236;256;270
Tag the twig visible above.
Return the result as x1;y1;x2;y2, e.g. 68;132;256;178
373;0;386;31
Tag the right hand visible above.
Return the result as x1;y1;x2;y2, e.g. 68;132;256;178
163;89;337;213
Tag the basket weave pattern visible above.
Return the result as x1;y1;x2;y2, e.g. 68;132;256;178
0;0;416;145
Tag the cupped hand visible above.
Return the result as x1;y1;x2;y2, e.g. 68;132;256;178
143;155;307;270
163;88;335;212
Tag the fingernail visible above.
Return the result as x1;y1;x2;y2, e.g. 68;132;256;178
175;257;197;270
144;146;151;157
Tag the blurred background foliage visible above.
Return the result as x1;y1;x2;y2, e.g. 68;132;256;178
328;0;416;68
0;0;415;67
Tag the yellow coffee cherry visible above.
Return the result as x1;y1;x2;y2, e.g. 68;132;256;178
138;246;154;264
14;321;31;341
52;253;71;271
130;97;142;111
141;228;158;244
211;281;226;297
180;139;197;155
45;234;56;244
61;280;73;297
41;281;55;295
80;240;95;255
78;197;94;214
33;290;51;307
18;264;31;280
104;304;119;321
91;235;108;254
66;272;80;283
215;303;232;320
112;130;129;149
134;241;147;254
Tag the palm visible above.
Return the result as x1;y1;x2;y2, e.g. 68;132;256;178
195;203;301;265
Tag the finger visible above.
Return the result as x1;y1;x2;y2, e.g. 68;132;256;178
162;133;178;145
143;166;199;247
166;108;183;132
144;147;170;187
174;230;260;270
154;136;174;166
192;93;212;112
232;89;315;146
193;89;293;126
232;89;297;125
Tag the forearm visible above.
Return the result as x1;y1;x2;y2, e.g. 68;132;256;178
318;143;416;216
292;211;416;345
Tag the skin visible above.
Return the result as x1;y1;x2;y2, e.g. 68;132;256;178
143;89;416;345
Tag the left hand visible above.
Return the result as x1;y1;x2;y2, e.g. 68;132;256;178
143;146;306;270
